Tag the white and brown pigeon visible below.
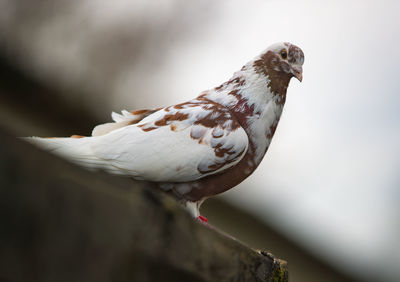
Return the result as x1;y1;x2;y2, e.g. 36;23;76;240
26;42;304;222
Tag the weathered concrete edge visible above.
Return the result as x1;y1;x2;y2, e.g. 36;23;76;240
0;128;288;282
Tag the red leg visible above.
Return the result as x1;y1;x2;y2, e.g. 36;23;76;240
197;215;208;223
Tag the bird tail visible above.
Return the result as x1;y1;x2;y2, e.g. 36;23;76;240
23;136;119;173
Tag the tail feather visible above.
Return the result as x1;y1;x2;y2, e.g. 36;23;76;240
23;136;122;174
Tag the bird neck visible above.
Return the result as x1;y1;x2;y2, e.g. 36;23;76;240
200;62;290;164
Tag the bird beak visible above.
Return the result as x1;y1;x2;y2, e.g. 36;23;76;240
291;66;303;82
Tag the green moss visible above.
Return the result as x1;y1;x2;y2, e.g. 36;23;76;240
269;260;288;282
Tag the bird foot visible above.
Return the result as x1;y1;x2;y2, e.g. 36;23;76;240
197;215;208;223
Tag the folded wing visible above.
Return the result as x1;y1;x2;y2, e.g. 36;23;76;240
91;102;248;182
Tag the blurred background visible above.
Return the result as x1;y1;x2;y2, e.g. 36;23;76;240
0;0;399;281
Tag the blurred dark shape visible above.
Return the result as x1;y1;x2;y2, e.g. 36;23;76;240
0;54;98;136
0;0;217;121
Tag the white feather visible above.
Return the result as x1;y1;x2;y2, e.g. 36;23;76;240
24;104;248;183
23;137;122;173
91;107;248;182
92;121;131;137
92;109;157;136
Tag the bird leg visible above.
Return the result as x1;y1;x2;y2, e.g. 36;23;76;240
184;200;208;223
197;215;208;223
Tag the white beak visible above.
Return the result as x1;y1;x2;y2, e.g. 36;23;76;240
291;66;303;82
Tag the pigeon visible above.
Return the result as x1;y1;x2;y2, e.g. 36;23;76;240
26;42;304;222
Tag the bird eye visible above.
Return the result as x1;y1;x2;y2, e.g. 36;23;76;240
280;49;288;59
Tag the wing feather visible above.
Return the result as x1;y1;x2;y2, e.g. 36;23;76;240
91;104;248;182
92;108;158;136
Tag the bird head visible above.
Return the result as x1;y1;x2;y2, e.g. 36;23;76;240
254;42;304;83
267;42;304;82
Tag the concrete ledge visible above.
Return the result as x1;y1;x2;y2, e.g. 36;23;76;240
0;128;288;282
